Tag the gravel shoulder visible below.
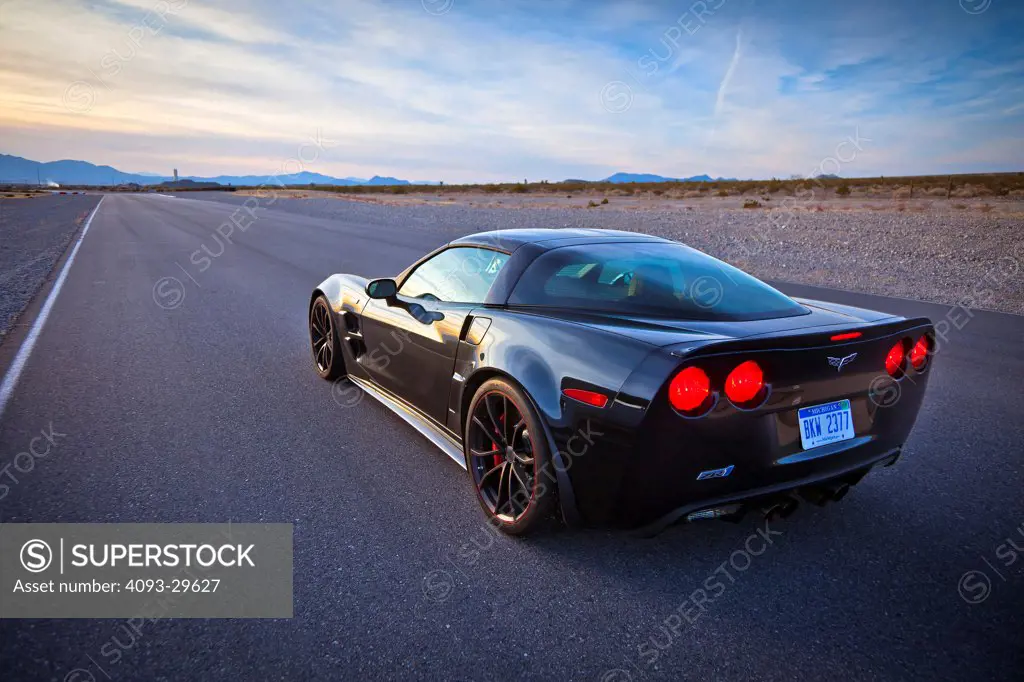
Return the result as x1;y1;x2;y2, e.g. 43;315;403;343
0;194;101;340
172;191;1024;315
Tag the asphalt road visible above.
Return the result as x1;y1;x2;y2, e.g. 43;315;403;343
0;193;1021;681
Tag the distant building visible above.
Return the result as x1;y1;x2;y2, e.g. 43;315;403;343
173;169;179;183
158;178;219;189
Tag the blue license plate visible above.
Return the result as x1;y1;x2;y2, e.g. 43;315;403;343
797;399;855;450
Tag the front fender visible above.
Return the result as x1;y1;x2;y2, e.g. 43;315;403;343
313;273;370;315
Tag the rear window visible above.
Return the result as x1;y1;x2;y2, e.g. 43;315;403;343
508;242;807;321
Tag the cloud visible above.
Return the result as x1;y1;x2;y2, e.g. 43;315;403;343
106;0;289;44
714;26;743;118
0;0;1021;180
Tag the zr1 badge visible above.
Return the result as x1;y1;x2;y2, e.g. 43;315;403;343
696;465;734;481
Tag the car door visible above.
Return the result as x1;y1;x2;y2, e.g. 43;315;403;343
358;246;510;425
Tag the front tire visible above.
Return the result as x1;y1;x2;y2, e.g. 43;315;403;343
309;295;344;380
465;378;556;535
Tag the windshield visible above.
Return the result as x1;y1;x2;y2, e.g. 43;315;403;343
508;242;807;321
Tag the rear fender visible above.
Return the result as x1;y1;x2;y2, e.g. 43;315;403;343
451;312;655;435
451;312;656;527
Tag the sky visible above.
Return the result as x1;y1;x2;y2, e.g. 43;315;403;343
0;0;1021;182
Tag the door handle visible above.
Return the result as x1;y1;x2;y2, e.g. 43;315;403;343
406;303;444;324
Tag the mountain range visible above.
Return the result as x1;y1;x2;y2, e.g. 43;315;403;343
0;153;734;187
0;154;425;187
601;172;736;183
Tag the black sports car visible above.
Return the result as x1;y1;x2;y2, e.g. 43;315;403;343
309;229;933;535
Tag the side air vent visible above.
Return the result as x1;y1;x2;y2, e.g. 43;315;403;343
343;312;361;334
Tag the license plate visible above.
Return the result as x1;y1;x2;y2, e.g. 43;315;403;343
798;399;855;450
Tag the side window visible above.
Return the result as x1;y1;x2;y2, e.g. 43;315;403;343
398;247;509;303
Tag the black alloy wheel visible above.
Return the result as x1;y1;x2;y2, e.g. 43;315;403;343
310;296;344;380
466;378;555;534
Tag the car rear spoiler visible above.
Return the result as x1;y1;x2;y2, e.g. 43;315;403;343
666;316;934;359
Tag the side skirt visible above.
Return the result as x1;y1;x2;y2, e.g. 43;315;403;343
348;376;468;470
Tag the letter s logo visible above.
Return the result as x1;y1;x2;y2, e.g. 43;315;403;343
21;539;53;573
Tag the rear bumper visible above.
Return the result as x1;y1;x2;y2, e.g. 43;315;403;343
634;445;901;536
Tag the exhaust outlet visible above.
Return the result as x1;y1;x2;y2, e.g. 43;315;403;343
798;481;852;507
819;481;850;502
798;486;831;506
685;504;743;523
829;483;850;502
760;496;797;521
778;496;798;518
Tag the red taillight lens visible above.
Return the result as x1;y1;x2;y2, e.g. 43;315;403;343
562;388;609;408
725;360;765;405
885;341;906;377
831;331;862;341
910;335;930;370
669;366;711;414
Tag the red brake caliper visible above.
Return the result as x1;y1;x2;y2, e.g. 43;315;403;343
492;411;505;469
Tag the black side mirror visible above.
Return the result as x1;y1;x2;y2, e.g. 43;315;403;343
366;278;398;300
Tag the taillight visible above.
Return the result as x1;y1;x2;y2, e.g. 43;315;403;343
669;366;712;415
885;341;906;378
725;360;765;406
562;388;609;408
910;335;931;370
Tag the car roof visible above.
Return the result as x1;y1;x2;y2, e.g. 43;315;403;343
450;228;670;252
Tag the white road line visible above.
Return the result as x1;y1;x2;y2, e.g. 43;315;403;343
0;196;105;422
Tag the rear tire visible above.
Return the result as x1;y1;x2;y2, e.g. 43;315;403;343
309;295;345;380
465;378;556;536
